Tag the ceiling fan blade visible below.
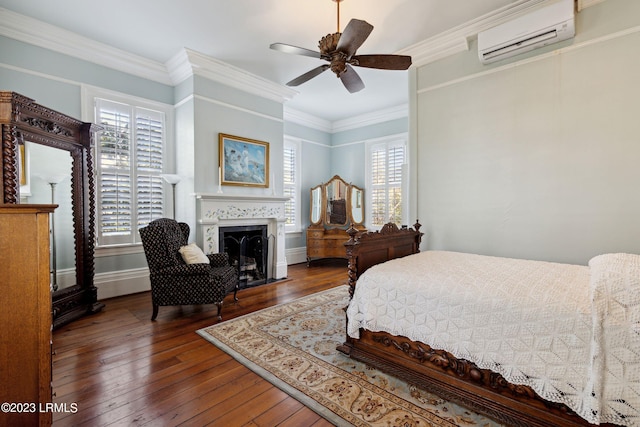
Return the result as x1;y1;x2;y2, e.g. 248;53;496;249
286;64;330;86
352;54;412;70
336;19;374;58
270;43;323;59
339;64;365;93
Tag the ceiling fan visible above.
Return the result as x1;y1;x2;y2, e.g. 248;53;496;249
270;0;412;93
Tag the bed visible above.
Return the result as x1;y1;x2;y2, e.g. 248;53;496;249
338;222;638;427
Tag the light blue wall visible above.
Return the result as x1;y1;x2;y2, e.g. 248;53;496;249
412;0;640;265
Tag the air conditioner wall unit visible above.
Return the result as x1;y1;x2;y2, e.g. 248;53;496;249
478;0;575;64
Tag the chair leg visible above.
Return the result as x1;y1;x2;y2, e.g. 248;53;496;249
233;286;239;302
216;302;223;321
151;304;159;320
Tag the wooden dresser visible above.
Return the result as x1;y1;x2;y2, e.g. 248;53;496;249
0;204;55;426
307;226;351;262
306;175;366;265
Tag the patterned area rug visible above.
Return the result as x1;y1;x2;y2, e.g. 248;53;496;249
197;286;503;427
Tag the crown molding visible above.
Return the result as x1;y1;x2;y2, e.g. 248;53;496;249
165;48;297;104
577;0;607;10
284;107;333;133
0;7;173;85
331;104;408;133
283;104;408;134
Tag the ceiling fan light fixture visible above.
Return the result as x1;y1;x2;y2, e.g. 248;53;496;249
269;0;411;93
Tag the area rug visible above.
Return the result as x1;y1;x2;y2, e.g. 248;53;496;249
197;286;502;427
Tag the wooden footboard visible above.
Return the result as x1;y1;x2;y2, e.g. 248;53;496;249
338;222;616;427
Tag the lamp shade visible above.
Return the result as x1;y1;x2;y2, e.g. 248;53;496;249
160;174;181;184
35;173;68;185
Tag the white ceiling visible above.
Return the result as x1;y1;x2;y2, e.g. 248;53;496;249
0;0;520;122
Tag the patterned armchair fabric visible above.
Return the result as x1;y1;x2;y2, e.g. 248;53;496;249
139;218;238;321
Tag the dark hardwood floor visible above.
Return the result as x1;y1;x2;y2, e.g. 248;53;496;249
52;259;347;426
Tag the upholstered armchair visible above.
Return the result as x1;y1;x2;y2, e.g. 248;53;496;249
139;218;238;321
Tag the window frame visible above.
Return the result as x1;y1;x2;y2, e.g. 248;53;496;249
283;136;302;233
365;134;408;230
82;86;174;249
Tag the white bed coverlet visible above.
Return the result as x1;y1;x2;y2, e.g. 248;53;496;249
346;250;640;426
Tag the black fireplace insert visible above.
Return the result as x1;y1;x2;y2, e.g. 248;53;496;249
219;225;270;289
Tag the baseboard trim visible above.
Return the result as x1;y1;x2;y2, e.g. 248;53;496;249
94;267;150;300
286;246;307;265
94;248;309;300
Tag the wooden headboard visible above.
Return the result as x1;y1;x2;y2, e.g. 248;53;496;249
344;221;423;297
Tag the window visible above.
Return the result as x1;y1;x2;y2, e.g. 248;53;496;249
283;137;301;232
366;136;407;229
93;96;169;246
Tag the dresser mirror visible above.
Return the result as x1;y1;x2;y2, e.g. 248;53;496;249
1;91;104;329
325;175;348;227
306;175;366;265
350;184;364;226
310;184;322;225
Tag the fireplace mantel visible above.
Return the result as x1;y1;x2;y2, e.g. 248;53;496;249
195;193;289;279
195;193;290;202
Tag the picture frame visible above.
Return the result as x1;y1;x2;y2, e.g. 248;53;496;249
218;133;269;188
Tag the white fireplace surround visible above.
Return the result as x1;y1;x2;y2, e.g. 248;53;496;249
195;193;289;280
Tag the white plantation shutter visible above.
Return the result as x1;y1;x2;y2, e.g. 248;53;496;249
135;110;164;227
283;138;301;232
368;137;407;228
95;98;165;245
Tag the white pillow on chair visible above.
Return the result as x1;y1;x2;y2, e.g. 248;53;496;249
178;243;210;264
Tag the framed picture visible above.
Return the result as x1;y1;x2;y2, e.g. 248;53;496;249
218;133;269;188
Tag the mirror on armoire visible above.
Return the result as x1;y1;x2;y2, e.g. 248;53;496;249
22;142;75;292
1;91;104;329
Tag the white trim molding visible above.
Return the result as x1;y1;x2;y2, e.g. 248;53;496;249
166;48;297;104
284;107;333;133
95;268;151;300
284;104;409;133
577;0;608;11
0;7;172;85
286;247;308;266
332;104;409;133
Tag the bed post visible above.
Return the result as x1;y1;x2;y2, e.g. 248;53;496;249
344;224;360;298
